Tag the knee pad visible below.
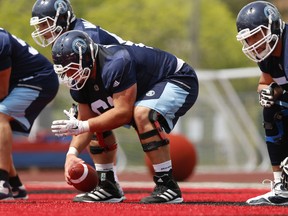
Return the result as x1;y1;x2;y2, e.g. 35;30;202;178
90;145;105;154
141;140;169;152
138;110;169;152
90;130;116;154
264;111;288;145
89;143;117;154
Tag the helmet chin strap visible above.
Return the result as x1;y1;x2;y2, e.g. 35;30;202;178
90;63;97;79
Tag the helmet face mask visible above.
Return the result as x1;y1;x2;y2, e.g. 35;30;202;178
54;60;91;91
237;24;278;62
30;16;63;47
236;1;284;62
52;30;97;90
30;0;75;47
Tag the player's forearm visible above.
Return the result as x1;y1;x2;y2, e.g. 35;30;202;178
88;109;132;132
70;133;92;154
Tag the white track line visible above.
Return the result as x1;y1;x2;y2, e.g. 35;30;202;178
25;181;269;189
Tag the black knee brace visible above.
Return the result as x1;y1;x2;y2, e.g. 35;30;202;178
264;111;287;145
138;110;169;152
89;130;116;154
93;131;113;141
90;145;105;154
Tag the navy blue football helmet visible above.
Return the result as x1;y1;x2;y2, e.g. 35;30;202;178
52;30;98;90
236;1;285;62
30;0;76;47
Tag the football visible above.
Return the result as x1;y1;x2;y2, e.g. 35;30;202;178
68;163;98;192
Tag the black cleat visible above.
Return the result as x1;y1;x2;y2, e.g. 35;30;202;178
140;172;183;204
12;185;28;200
0;180;13;201
73;171;124;203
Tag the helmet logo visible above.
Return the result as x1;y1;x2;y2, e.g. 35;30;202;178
264;5;278;21
72;39;88;54
54;0;68;14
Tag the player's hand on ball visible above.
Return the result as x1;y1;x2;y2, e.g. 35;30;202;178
51;118;90;136
68;163;98;192
65;154;84;184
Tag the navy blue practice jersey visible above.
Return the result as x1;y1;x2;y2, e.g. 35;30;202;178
70;44;197;115
71;18;126;45
0;28;56;89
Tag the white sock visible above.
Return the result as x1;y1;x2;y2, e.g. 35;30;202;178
153;160;172;173
113;165;119;182
273;171;282;183
94;163;114;172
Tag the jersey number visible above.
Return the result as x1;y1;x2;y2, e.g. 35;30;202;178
91;97;114;115
12;35;39;55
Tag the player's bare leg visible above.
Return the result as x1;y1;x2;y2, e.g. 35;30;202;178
134;107;183;204
73;132;124;203
0;113;13;200
9;159;28;199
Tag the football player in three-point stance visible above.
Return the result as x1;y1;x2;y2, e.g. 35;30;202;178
236;1;288;205
30;0;138;202
50;30;199;203
0;29;59;200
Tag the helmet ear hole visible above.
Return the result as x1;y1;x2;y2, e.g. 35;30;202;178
54;0;68;14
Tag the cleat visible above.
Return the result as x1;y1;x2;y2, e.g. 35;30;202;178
73;171;124;203
12;185;28;200
247;180;288;205
116;182;126;200
0;180;13;201
140;172;183;204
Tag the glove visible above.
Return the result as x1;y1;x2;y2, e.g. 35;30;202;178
259;82;281;108
51;110;90;136
259;88;274;107
280;157;288;190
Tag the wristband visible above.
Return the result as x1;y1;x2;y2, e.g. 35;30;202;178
82;120;90;133
66;146;79;156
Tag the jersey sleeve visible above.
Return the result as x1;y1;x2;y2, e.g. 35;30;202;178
0;30;12;71
97;27;127;45
103;57;136;94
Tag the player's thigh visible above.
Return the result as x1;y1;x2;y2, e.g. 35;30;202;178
0;87;48;132
135;81;197;132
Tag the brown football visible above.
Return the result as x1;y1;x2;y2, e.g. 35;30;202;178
68;163;98;192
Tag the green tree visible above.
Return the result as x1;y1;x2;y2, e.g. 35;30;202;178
198;0;253;69
0;0;253;69
81;0;253;69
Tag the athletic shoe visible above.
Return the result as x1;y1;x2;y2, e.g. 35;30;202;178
246;180;288;205
116;182;126;200
0;180;13;201
140;172;183;204
12;185;28;200
73;171;124;203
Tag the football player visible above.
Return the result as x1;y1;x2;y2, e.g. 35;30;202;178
30;0;132;202
50;30;199;203
0;28;59;200
236;1;288;205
